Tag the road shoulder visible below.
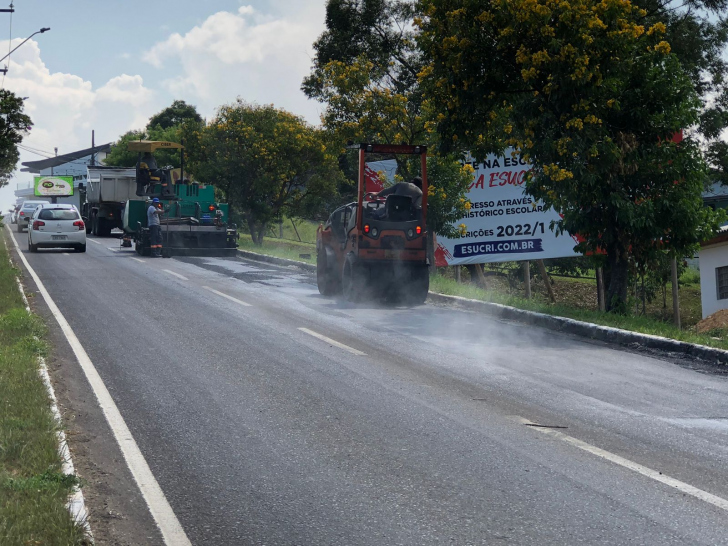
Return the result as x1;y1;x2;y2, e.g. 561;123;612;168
3;227;164;546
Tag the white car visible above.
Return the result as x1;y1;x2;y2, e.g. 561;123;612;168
27;203;86;253
16;200;49;232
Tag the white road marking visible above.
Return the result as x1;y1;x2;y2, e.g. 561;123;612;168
298;328;367;356
163;269;189;281
6;227;192;546
63;253;70;256
202;286;252;307
87;238;102;245
132;258;145;263
107;248;118;252
517;416;728;512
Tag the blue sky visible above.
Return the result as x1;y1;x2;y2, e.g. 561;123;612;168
1;0;327;209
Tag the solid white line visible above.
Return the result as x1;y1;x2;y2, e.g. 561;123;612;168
38;356;93;538
87;238;102;245
132;258;145;263
298;328;367;356
6;227;192;545
517;416;728;512
163;269;189;281
202;286;252;307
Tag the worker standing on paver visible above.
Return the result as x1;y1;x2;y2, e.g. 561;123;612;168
147;197;164;257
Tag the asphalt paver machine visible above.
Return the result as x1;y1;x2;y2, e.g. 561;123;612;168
316;143;429;304
124;140;239;257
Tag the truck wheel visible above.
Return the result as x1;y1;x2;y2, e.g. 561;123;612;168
17;223;23;233
317;247;340;296
91;213;98;236
342;254;366;302
75;244;86;253
404;265;430;305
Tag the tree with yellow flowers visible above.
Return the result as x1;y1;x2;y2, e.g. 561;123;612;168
303;0;473;248
182;101;346;245
418;0;725;312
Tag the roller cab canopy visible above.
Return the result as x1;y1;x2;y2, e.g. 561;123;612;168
127;140;184;153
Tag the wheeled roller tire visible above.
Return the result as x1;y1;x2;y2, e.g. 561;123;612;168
342;254;367;302
316;246;341;296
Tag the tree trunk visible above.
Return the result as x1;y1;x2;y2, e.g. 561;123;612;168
605;250;629;313
257;223;267;246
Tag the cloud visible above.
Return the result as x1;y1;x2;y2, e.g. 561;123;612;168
0;38;159;209
142;3;325;123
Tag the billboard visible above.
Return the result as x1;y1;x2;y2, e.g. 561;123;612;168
435;150;581;266
34;176;74;197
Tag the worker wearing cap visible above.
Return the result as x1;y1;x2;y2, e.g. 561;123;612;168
147;198;164;257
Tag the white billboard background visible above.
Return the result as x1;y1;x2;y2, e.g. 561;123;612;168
436;150;582;266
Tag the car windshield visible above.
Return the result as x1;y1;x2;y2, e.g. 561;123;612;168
38;209;79;221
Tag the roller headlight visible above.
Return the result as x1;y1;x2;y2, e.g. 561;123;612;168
407;229;414;238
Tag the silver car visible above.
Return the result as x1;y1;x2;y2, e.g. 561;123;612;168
16;200;49;232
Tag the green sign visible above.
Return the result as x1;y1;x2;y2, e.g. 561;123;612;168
34;176;74;197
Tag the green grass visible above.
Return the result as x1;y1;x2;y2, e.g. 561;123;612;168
0;230;89;545
239;233;316;264
262;217;320;244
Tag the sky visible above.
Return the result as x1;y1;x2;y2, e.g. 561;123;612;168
0;0;328;211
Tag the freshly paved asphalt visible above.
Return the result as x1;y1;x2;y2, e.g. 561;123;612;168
12;230;728;545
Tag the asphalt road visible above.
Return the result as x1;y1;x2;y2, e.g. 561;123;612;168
10;228;728;545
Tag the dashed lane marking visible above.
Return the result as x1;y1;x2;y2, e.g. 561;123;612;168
107;248;118;252
516;416;728;513
6;227;191;545
202;286;252;307
163;269;189;281
87;238;102;245
132;258;145;263
298;328;367;356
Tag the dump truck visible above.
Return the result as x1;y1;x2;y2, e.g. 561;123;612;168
316;143;429;304
79;167;139;237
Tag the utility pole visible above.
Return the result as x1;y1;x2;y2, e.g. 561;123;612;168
90;130;95;166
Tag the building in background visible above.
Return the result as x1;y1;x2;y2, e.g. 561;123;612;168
14;143;111;209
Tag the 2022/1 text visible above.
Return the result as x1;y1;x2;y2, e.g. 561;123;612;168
496;222;545;238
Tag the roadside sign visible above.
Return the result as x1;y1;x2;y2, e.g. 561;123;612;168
435;150;581;266
34;176;74;197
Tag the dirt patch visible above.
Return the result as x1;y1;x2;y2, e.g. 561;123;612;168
696;309;728;334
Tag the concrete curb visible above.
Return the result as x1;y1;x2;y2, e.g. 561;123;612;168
427;292;728;365
237;249;316;271
235;248;728;366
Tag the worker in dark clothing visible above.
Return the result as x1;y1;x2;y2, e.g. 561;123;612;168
366;176;423;219
147;197;164;257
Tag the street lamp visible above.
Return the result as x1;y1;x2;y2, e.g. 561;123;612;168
0;27;50;74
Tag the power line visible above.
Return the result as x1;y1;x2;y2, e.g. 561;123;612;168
17;144;53;158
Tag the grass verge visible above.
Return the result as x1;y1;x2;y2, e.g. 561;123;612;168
239;234;316;264
0;222;88;545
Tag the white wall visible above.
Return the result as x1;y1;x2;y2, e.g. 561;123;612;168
699;242;728;318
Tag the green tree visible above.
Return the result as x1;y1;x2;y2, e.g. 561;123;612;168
104;125;184;168
304;0;472;245
0;91;31;188
418;0;724;312
182;101;345;244
147;99;203;131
